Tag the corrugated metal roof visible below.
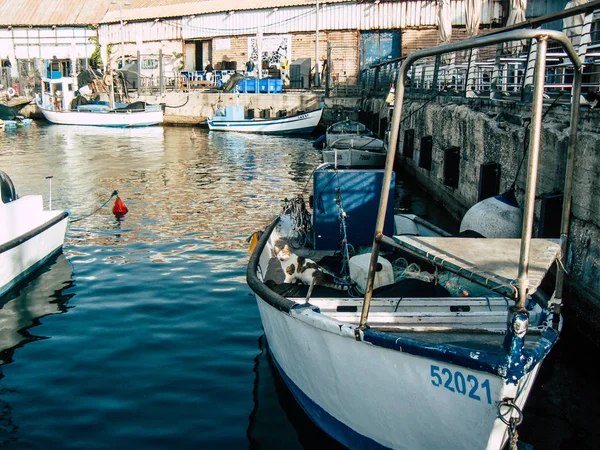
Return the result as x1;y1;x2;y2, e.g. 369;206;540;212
182;1;502;39
0;0;114;26
100;0;352;23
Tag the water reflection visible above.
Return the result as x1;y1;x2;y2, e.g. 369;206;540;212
0;253;74;368
246;335;346;450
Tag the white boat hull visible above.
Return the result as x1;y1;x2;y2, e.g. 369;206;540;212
0;195;69;297
207;108;322;134
322;147;387;168
256;296;537;450
39;107;163;128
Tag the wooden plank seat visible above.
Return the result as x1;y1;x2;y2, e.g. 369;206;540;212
296;297;528;332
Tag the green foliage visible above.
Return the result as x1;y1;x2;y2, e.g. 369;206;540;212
88;34;103;68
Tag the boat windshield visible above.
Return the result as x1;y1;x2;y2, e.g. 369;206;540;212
329;121;372;135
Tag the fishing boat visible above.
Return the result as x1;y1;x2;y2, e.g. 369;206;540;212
35;58;163;128
207;105;323;134
0;170;70;298
247;29;581;450
322;135;387;168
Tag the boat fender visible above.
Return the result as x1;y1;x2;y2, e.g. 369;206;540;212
459;190;522;238
0;170;17;203
313;134;326;149
247;231;263;256
6;87;15;97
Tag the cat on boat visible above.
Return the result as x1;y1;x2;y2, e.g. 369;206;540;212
274;244;349;291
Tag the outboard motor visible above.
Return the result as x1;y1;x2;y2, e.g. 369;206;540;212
0;170;17;203
459;190;522;238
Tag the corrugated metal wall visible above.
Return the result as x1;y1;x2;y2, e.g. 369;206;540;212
100;19;181;45
0;27;96;61
183;1;504;40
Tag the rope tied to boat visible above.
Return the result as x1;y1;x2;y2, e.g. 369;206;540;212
334;170;355;288
281;195;312;249
498;398;523;450
70;190;119;223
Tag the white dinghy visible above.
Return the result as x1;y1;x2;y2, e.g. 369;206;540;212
0;171;70;298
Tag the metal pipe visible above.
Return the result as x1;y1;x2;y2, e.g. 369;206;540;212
314;0;320;87
515;36;548;310
112;0;130;69
46;175;53;210
554;55;583;305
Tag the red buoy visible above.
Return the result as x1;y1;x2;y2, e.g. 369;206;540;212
112;196;128;217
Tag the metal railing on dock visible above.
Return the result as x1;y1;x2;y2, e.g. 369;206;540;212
363;1;600;106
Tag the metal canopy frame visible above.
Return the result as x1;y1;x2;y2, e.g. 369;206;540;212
360;29;583;330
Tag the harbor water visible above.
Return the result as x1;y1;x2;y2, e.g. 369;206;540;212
0;123;598;449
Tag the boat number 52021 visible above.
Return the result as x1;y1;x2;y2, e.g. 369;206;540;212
430;365;492;404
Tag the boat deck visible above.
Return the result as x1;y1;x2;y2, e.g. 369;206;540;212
263;232;555;344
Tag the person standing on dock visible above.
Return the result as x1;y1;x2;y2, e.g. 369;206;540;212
204;61;214;83
245;59;255;77
320;55;328;87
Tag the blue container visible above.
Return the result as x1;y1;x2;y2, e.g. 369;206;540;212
256;78;283;94
269;78;283;93
312;169;395;250
258;79;268;93
237;78;258;93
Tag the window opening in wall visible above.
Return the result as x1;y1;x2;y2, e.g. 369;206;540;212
403;129;414;159
419;135;432;170
444;146;460;189
539;192;563;238
479;162;501;201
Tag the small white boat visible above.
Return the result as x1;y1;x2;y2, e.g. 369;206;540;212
322;136;387;168
207;105;323;134
247;29;582;450
36;58;163;128
325;119;374;147
0;171;70;298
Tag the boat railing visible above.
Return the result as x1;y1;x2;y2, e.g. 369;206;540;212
360;29;582;333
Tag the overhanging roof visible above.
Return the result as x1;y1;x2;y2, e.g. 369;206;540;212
100;0;353;23
0;0;113;26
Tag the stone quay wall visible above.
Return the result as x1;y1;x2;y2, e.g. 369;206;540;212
360;95;600;345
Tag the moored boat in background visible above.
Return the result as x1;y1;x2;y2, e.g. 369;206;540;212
207;105;323;135
35;58;163;128
322;135;387;168
324;119;374;147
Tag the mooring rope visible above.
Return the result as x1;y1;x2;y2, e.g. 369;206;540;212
70;190;119;223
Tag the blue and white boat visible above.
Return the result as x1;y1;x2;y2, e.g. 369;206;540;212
0;171;70;298
247;29;582;450
207;105;322;135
